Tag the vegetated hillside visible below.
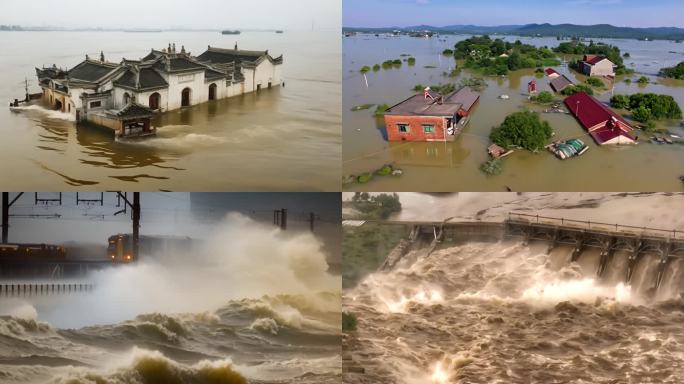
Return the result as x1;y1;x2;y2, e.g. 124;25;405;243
343;23;684;40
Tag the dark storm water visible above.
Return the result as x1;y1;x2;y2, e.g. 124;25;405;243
0;31;340;191
343;34;684;192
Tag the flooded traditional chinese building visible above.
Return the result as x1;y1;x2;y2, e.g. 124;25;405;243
35;43;283;137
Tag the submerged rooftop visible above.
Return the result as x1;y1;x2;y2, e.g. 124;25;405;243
385;87;480;117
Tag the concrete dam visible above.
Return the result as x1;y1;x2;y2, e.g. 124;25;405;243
373;212;684;293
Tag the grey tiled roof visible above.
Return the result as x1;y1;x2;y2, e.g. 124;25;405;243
169;57;206;71
68;61;118;82
204;68;226;81
114;102;155;119
114;67;168;90
196;47;282;66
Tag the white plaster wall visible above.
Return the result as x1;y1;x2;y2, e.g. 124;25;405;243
166;70;205;110
136;89;169;111
591;61;615;76
254;61;282;89
226;82;242;98
112;87;133;109
241;62;283;93
69;88;84;110
243;68;255;93
204;80;227;100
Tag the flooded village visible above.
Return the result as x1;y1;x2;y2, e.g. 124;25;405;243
343;32;684;191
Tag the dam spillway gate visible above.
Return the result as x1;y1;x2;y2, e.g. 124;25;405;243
373;213;684;291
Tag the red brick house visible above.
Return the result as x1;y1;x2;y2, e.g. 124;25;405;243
564;92;635;145
384;87;480;142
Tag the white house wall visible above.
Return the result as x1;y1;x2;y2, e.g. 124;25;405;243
243;61;282;93
590;61;615;77
166;71;206;110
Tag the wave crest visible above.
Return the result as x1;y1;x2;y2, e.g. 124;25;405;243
51;347;247;384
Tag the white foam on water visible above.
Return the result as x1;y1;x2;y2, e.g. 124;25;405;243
12;104;75;121
372;283;444;313
521;278;635;305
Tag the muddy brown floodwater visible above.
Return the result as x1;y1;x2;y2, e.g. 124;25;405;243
343;35;684;192
0;31;340;191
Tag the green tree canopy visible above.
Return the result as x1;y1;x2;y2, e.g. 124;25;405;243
660;61;684;80
350;193;402;220
490;110;553;151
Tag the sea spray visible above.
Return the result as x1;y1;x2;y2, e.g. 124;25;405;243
5;212;339;328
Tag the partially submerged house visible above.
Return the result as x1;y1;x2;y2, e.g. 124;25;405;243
36;43;283;137
544;68;560;79
384;87;480;142
550;74;574;93
564;92;636;145
578;55;616;77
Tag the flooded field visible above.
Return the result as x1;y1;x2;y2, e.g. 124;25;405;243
0;31;340;191
343;35;684;192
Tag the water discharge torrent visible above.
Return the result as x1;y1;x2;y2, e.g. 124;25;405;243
0;213;341;384
343;239;684;383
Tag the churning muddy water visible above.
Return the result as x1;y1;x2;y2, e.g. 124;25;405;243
343;241;684;384
0;215;341;384
342;193;684;383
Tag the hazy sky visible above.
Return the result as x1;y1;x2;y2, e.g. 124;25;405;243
344;0;684;28
0;0;341;30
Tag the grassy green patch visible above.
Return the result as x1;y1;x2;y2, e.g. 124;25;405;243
343;223;407;288
530;91;555;104
374;104;390;117
480;158;503;175
585;77;605;88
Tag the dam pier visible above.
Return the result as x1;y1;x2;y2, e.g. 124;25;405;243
368;212;684;291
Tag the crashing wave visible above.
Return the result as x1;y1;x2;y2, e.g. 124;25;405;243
50;347;247;384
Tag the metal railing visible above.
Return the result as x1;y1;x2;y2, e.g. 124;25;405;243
508;212;684;240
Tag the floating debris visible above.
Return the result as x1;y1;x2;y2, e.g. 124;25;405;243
499;94;510;100
351;104;375;112
547;138;589;160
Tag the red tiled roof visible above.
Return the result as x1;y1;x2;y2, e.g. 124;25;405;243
583;55;607;65
544;68;559;76
590;125;635;144
564;92;634;144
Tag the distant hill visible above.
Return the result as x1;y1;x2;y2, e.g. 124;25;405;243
516;23;684;40
344;23;684;40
